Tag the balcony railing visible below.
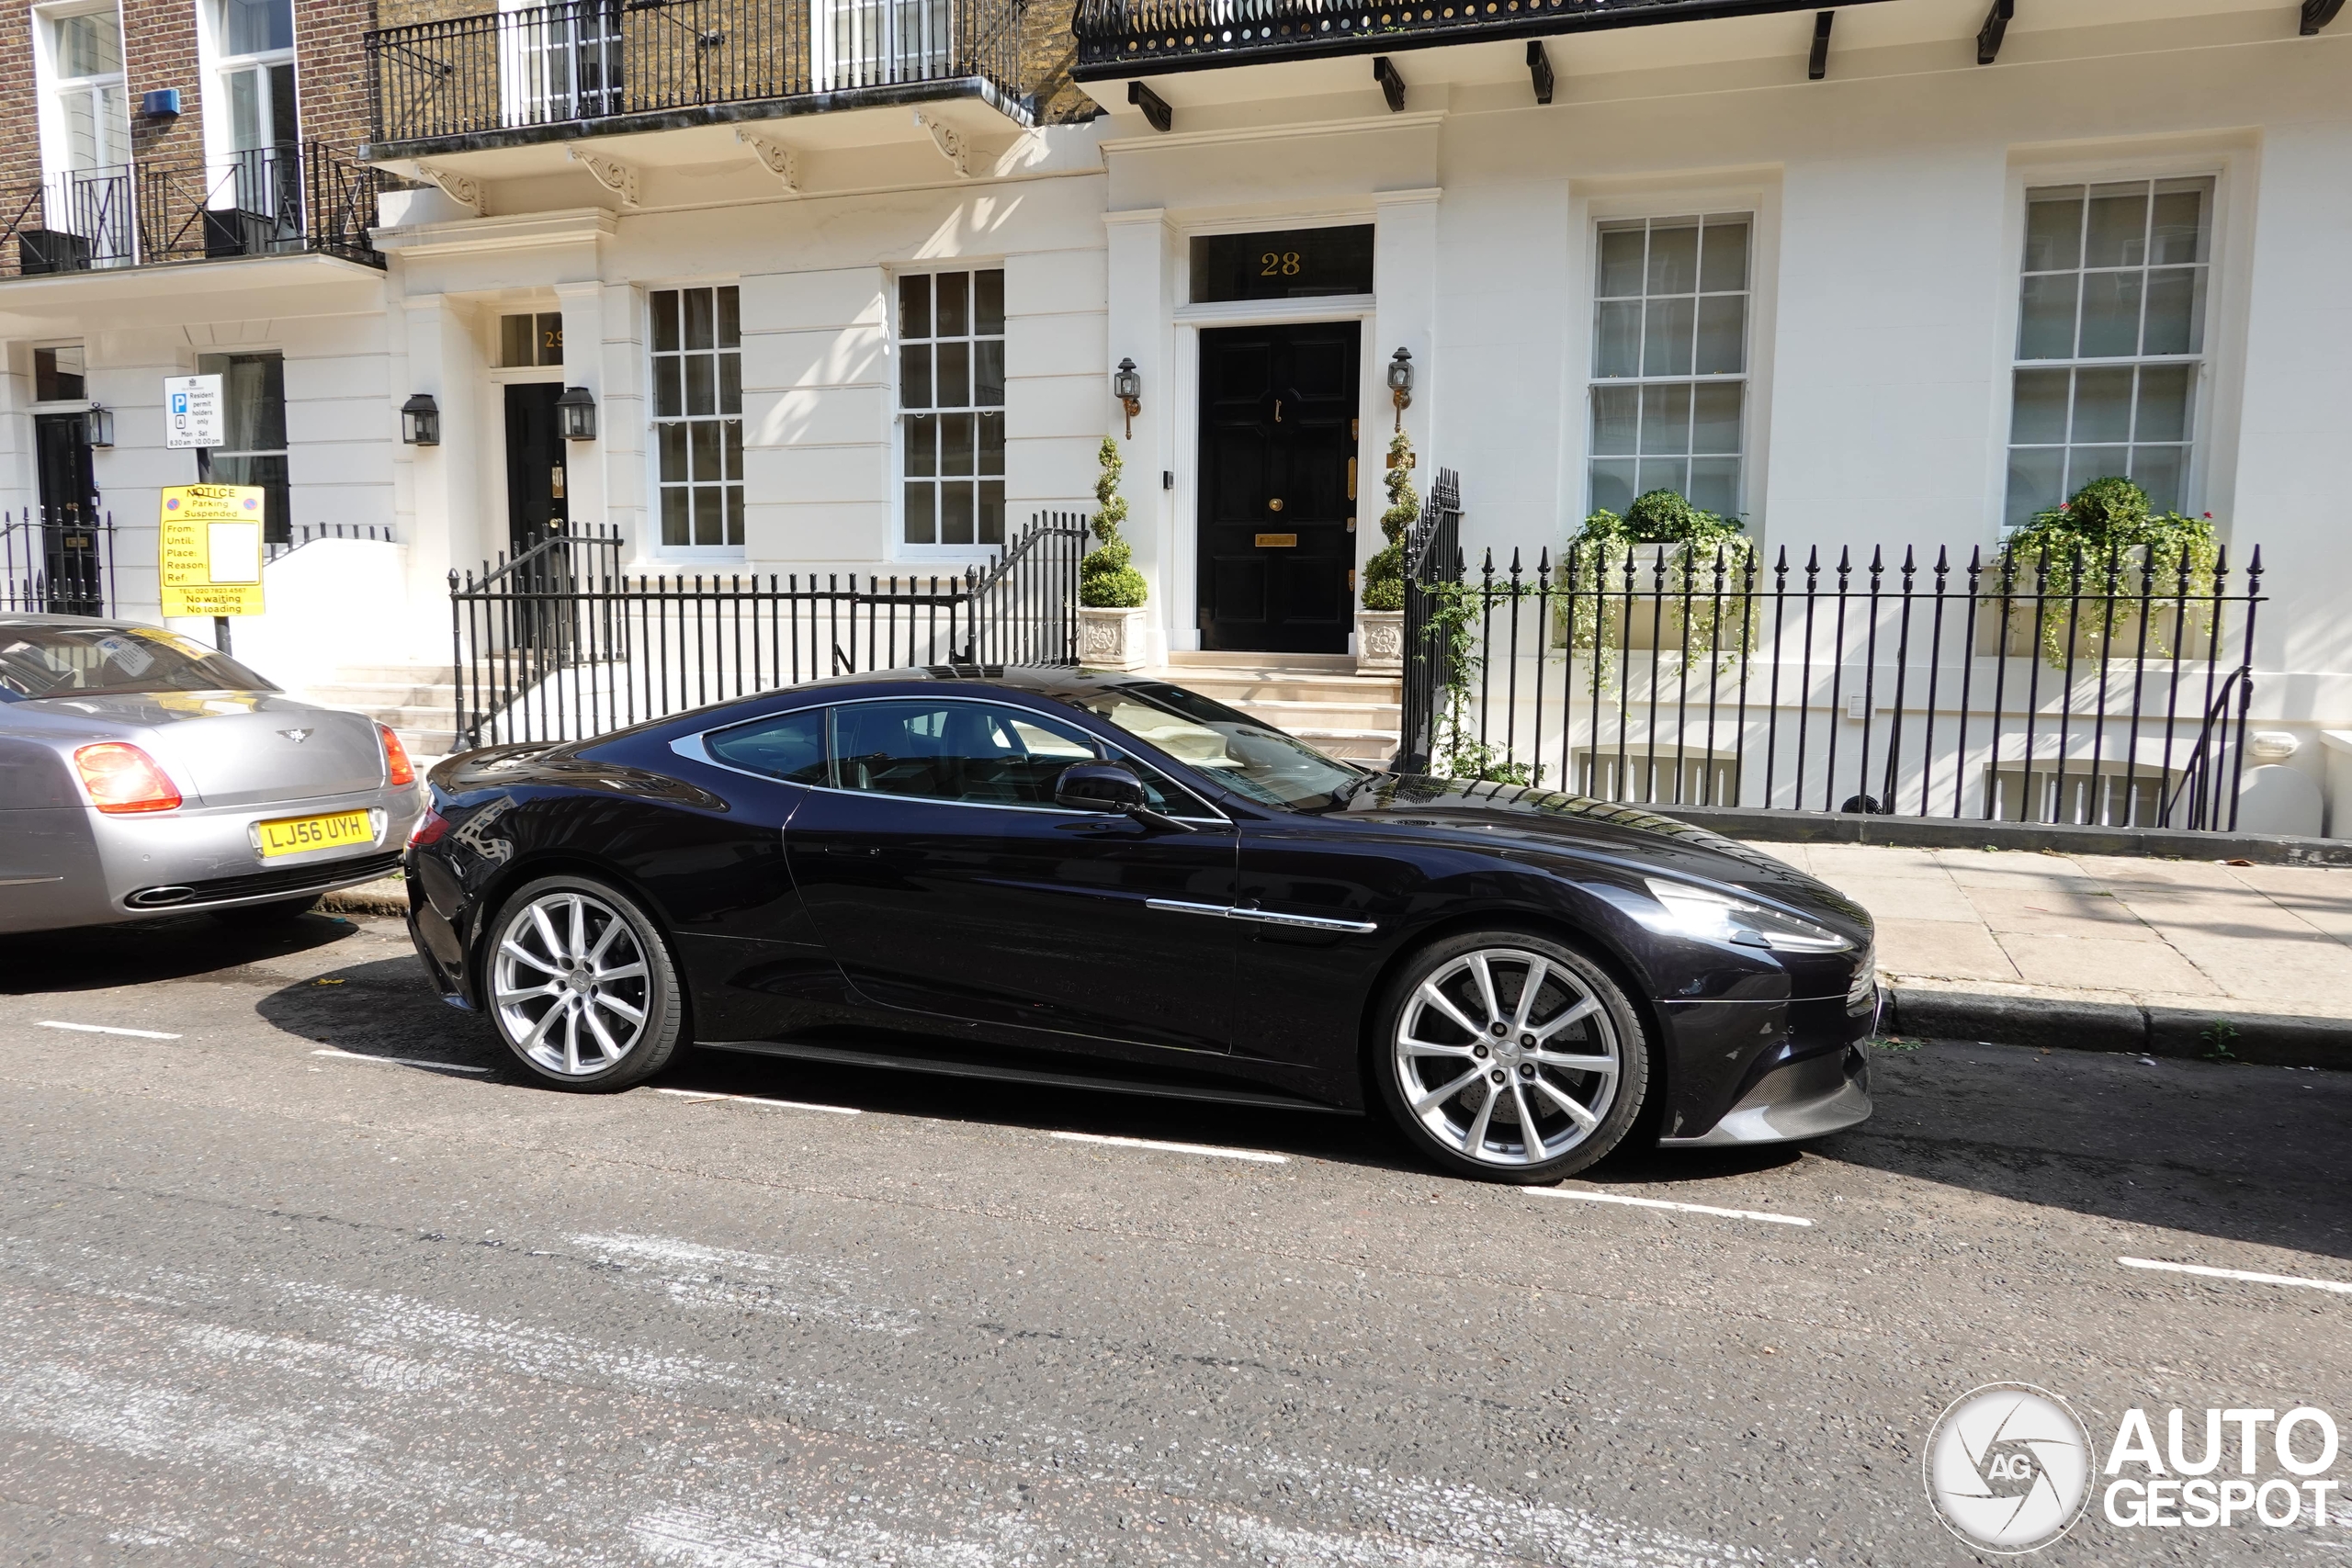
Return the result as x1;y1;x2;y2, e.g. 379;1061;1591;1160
1071;0;1818;74
366;0;1029;147
0;143;384;280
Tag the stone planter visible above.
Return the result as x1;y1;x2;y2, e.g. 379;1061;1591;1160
1355;608;1405;675
1078;604;1148;671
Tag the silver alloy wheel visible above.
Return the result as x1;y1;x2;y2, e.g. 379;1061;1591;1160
492;889;652;1077
1392;946;1622;1167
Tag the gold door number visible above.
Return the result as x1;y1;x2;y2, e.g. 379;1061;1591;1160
1258;251;1304;276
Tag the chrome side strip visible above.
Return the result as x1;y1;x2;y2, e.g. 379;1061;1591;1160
1145;898;1377;935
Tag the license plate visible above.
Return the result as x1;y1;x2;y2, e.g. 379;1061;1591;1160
255;809;376;860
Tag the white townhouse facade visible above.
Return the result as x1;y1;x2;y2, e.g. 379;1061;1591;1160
2;0;2348;822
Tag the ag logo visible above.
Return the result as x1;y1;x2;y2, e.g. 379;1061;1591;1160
1923;1383;2092;1553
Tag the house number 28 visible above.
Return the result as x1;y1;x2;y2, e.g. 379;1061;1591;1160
1258;251;1304;276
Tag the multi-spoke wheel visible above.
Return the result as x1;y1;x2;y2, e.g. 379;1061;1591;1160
1373;931;1646;1182
487;876;683;1090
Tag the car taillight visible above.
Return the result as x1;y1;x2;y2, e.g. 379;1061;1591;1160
74;743;183;814
379;724;416;787
407;807;449;848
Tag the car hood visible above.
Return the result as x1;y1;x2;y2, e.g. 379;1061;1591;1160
10;690;385;807
1333;774;1871;939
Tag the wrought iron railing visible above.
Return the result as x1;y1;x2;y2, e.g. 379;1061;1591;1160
1;143;383;279
367;0;1029;145
4;508;119;617
1071;0;1724;73
448;513;1088;749
1396;523;2267;832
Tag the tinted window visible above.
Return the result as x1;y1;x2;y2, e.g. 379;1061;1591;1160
706;707;827;784
831;700;1097;807
1073;682;1363;812
0;625;272;701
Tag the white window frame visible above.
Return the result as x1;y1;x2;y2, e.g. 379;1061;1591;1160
892;263;1008;564
813;0;952;92
495;0;624;129
644;281;746;561
32;0;130;182
1989;146;2252;540
1567;180;1780;539
196;0;300;220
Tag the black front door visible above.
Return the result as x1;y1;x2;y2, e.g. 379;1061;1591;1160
33;412;101;615
1197;322;1360;654
503;383;570;550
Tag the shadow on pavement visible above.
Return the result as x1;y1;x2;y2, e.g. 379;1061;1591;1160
3;909;370;994
1815;1039;2352;1264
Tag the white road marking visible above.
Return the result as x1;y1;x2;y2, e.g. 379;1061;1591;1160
651;1087;860;1115
38;1021;182;1040
571;1232;921;1336
2119;1256;2352;1296
1048;1131;1288;1164
311;1048;492;1075
1534;1188;1814;1227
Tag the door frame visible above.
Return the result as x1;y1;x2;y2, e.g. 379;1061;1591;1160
1170;294;1379;656
492;367;568;553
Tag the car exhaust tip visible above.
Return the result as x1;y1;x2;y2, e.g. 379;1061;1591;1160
127;886;198;908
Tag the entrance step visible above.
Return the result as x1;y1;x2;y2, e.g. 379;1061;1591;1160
289;662;462;760
1139;663;1401;765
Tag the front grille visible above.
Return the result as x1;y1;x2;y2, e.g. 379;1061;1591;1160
129;850;403;909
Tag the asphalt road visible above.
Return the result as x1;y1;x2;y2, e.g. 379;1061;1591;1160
3;911;2347;1566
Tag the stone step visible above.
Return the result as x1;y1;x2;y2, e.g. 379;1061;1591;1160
1294;729;1398;762
1164;649;1358;672
298;682;459;710
1224;697;1404;730
314;663;460;686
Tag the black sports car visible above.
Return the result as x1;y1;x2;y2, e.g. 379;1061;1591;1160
402;667;1876;1181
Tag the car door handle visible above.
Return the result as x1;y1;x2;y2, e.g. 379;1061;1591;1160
1146;898;1376;935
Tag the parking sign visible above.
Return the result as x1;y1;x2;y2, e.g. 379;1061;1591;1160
163;374;225;449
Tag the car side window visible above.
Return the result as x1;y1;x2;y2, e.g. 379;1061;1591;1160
826;699;1206;814
705;706;829;784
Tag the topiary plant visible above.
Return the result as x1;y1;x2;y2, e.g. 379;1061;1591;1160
1080;434;1147;608
1359;430;1418;612
2002;476;2218;666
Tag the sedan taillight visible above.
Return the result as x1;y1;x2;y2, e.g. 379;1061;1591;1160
407;807;449;849
74;743;183;814
379;724;416;787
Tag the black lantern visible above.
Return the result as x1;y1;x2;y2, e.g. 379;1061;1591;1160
1112;357;1141;439
1385;347;1414;431
85;402;114;448
400;393;441;446
556;385;598;442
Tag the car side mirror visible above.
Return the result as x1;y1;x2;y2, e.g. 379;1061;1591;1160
1055;761;1148;814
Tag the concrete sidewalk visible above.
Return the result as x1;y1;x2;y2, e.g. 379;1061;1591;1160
1750;839;2352;1060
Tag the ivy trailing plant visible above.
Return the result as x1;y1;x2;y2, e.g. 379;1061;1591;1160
1359;430;1419;612
1999;476;2219;667
1423;577;1539;785
1561;489;1757;669
1079;434;1147;608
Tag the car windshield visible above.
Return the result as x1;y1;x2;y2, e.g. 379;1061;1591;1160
1072;681;1366;811
0;626;274;702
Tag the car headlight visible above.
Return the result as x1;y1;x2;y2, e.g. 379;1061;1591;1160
1847;952;1878;1009
1644;876;1855;953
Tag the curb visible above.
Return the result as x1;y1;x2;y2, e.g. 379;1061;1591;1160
1657;805;2352;867
322;880;410;918
1882;985;2351;1069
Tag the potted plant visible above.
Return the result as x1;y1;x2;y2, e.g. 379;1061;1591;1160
1079;435;1149;671
1558;489;1756;660
1355;431;1417;675
1990;476;2220;665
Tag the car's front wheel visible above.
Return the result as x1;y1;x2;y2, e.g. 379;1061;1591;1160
486;875;684;1091
1372;931;1648;1183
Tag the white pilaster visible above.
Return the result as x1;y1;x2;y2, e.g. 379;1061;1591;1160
1371;188;1442;600
1104;207;1178;662
553;279;609;547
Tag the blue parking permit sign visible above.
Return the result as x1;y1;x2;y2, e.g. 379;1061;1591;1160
163;374;224;450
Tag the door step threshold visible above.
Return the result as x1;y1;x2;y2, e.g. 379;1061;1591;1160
1164;650;1358;672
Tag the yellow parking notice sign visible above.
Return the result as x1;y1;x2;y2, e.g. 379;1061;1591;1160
159;485;267;617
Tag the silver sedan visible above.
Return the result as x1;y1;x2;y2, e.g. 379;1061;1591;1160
0;614;424;934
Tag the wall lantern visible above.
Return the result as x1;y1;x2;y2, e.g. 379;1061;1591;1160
85;402;114;448
1112;357;1142;439
556;384;598;442
1385;347;1414;432
400;393;441;446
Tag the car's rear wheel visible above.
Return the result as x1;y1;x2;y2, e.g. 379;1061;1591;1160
1372;930;1647;1183
487;875;683;1091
